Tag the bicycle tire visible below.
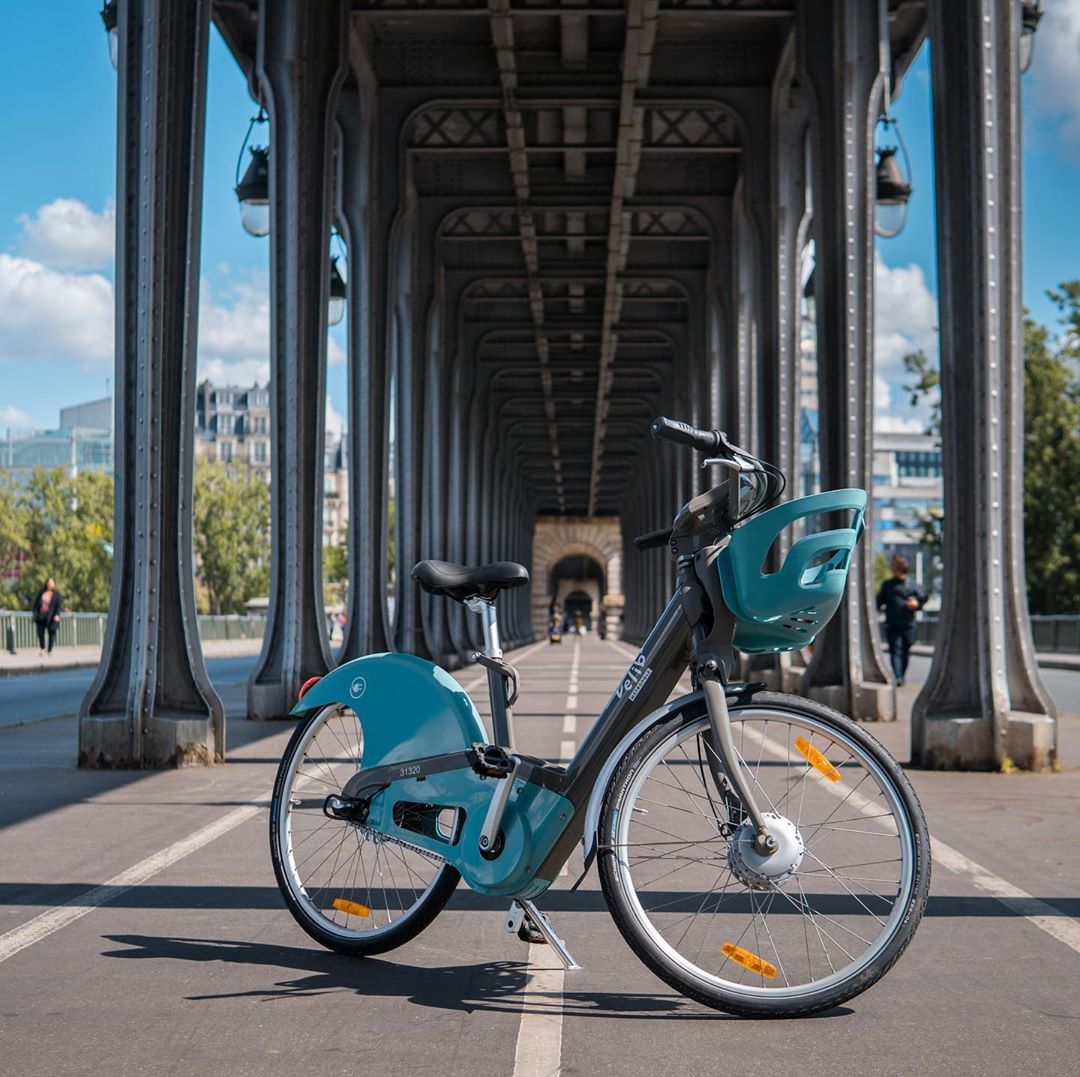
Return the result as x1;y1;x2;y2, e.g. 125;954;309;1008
597;691;930;1017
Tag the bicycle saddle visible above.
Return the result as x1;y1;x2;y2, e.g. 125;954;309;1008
411;559;530;602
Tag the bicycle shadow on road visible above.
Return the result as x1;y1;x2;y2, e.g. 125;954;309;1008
100;933;852;1022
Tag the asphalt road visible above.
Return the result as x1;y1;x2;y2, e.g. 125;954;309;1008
1;640;1079;1076
0;656;259;728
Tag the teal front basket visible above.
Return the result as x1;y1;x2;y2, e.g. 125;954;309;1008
716;489;867;654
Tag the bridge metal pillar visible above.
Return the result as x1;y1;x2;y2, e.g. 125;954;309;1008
337;81;391;661
80;0;224;767
247;0;346;719
913;0;1056;770
797;0;895;720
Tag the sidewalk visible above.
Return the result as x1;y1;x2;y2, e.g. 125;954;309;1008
0;637;263;677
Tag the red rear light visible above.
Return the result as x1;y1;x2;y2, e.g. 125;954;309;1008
298;676;321;701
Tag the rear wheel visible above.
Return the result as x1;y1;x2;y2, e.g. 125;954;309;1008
598;692;930;1016
270;703;460;956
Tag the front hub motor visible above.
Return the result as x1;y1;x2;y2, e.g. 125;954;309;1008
727;812;804;891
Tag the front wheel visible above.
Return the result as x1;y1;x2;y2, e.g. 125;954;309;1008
270;703;460;956
598;692;930;1017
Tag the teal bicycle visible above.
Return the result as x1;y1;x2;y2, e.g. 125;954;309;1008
269;417;930;1017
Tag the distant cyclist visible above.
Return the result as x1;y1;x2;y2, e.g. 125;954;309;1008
876;554;927;686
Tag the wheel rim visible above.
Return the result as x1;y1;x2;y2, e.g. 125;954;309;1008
276;704;449;942
612;707;916;1000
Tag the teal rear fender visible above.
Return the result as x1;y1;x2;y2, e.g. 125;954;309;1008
289;653;487;767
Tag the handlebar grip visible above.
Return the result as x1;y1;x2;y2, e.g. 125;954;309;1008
634;527;673;551
650;417;722;453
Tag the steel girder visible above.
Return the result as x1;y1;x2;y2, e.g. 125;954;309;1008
246;0;347;719
796;0;896;721
80;0;224;768
913;0;1055;770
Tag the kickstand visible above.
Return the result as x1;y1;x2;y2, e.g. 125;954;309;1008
506;900;582;971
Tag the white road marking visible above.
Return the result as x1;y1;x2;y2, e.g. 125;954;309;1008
740;720;1080;959
0;638;549;964
929;840;1080;955
561;713;576;735
513;944;565;1077
0;802;262;965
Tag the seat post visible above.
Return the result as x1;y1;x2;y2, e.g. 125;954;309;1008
465;597;514;749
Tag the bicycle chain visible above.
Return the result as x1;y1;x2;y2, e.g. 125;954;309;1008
355;823;448;868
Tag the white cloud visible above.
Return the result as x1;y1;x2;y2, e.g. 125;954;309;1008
18;199;115;272
874;256;939;431
0;405;32;428
325;397;346;438
876;413;926;434
196;274;347;387
0;253;114;366
1029;0;1080;152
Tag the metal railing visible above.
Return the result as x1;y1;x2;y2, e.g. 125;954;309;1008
1;611;266;652
882;615;1080;654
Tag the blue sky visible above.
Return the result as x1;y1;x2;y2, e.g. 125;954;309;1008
1;5;1079;435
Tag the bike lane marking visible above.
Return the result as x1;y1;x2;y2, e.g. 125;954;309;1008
514;635;579;1077
741;721;1080;959
0;639;546;966
0;802;263;965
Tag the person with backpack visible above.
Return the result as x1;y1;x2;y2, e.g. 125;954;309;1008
876;555;927;686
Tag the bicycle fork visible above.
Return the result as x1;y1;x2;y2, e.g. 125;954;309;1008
699;667;778;856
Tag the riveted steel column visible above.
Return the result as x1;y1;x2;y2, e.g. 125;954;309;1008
913;0;1056;770
337;82;391;661
80;0;223;768
797;0;895;720
247;0;346;719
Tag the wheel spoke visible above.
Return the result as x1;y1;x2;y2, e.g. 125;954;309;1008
606;706;921;1004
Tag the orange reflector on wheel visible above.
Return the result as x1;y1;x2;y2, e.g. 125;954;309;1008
332;898;370;918
721;942;777;979
794;736;840;782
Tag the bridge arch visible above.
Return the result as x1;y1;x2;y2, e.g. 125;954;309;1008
532;519;623;640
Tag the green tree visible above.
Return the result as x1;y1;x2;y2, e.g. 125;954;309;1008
0;473;30;607
901;348;941;436
1023;289;1080;613
193;461;271;614
19;468;114;610
323;541;348;609
903;288;1080;614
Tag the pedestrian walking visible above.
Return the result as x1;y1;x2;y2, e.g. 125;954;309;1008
32;577;63;656
876;555;926;686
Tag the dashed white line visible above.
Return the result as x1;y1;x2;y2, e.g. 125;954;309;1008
561;713;576;735
0;802;263;965
0;638;549;966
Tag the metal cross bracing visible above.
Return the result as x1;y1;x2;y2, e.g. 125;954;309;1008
85;0;1056;774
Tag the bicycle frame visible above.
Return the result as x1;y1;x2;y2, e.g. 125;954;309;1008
294;540;769;901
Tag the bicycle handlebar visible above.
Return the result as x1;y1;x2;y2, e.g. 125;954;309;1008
649;417;723;453
634;527;673;551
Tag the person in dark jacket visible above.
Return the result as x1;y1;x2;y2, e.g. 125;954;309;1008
32;578;63;656
876;555;926;686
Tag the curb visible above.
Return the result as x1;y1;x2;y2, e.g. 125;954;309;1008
0;644;263;679
0;658;101;678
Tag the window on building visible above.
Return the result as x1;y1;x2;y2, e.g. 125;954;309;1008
220;442;232;463
255;442;267;464
255;416;267;435
895;450;942;479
